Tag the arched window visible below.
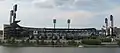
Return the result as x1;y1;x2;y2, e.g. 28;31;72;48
33;31;38;35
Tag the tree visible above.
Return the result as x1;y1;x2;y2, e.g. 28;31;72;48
82;39;101;45
100;38;111;42
21;40;25;44
36;40;40;44
67;40;77;46
40;39;45;45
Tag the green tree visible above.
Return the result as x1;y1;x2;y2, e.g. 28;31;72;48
100;38;111;42
117;40;120;46
36;40;40;45
40;39;45;45
21;40;25;44
67;40;77;46
82;39;101;45
7;38;15;44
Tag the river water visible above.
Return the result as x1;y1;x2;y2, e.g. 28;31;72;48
0;46;120;53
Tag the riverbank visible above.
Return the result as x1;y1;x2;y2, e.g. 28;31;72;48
83;45;120;48
1;44;120;48
0;38;119;48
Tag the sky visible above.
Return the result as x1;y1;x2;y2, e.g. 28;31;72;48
0;0;120;30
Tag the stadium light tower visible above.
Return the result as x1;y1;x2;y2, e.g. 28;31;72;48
9;4;18;25
105;18;108;36
10;10;13;24
13;4;17;23
52;19;56;45
53;19;56;29
110;15;114;36
67;19;71;30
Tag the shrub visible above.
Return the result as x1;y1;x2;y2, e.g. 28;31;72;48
117;40;120;46
36;40;40;44
81;39;101;45
50;41;55;45
40;40;48;45
100;38;111;42
21;40;25;43
67;40;78;46
115;39;120;41
89;36;98;39
7;39;15;44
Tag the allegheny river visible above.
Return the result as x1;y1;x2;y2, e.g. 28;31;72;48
0;46;120;53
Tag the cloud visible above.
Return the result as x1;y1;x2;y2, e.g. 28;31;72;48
15;0;34;1
31;0;119;12
8;0;119;12
0;0;120;29
0;0;5;1
108;7;120;27
20;9;95;28
54;10;94;20
88;6;120;28
50;10;96;27
32;0;55;8
11;5;95;28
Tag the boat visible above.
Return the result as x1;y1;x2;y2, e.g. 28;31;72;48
78;45;84;48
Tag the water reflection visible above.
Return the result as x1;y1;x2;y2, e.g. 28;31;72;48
0;46;120;53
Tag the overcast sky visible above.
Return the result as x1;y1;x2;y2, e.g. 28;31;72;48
0;0;120;30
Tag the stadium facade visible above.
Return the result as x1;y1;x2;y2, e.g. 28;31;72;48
3;24;99;40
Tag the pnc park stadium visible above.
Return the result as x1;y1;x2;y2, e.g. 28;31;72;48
2;4;118;40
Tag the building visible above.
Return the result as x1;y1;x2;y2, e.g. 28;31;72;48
2;4;105;40
3;24;97;40
0;30;3;39
114;27;120;37
2;4;111;40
